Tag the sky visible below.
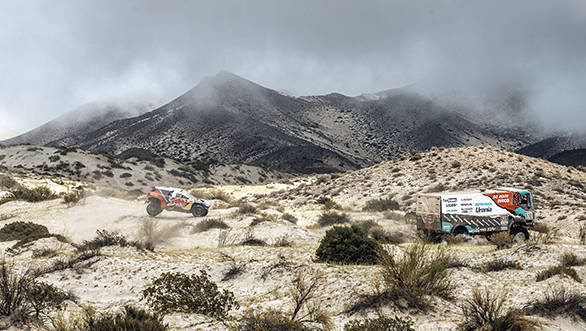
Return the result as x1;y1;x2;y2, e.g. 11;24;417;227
0;0;585;138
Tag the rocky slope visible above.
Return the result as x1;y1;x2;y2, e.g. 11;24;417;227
8;72;535;174
517;134;586;166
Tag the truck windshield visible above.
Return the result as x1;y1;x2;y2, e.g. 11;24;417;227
519;193;531;209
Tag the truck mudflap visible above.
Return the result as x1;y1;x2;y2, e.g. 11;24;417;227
442;214;509;233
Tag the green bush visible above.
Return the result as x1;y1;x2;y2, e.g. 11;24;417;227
362;198;400;212
460;288;539;330
142;270;238;320
318;211;350;227
315;225;380;265
378;244;453;309
85;306;167;331
344;316;414;331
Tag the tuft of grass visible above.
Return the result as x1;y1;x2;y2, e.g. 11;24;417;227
237;203;257;215
62;189;85;205
76;230;146;252
273;235;292;247
536;265;581;282
83;306;168;331
11;184;57;202
560;252;584;267
318;211;350;227
237;309;304;331
524;287;586;322
193;218;229;233
378;244;453;310
460;288;539;331
362;197;400;212
481;259;522;272
322;200;342;210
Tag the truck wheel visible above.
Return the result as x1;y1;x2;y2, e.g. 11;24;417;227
191;204;208;217
147;200;162;217
510;227;529;242
453;226;468;236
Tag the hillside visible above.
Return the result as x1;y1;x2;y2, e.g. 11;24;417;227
2;102;152;146
0;145;288;192
13;71;534;174
517;135;586;166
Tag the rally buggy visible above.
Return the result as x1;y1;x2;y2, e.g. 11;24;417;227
146;186;211;217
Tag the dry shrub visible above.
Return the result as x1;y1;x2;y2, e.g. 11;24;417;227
240;229;266;246
481;259;522;272
524;287;586;322
318;212;350;227
11;184;57;202
488;232;514;250
138;218;180;250
362;197;399;212
282;213;298;224
63;306;168;331
237;203;258;215
273;235;292;247
369;226;405;244
322;200;342;210
378;244;453;309
62;189;85;205
344;316;414;331
76;230;145;252
237;309;305;331
443;234;466;245
460;288;538;330
532;222;551;234
193;218;229;233
0;175;18;189
250;213;278;227
560;252;584;267
536;265;581;282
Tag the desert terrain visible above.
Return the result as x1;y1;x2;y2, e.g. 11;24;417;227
0;145;584;330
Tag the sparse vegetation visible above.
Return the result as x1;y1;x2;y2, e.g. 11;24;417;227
142;270;238;320
238;203;258;214
481;259;522;272
62;306;168;331
0;221;67;249
536;264;581;282
488;232;514;249
344;316;414;331
282;213;298;224
318;211;350;227
362;197;400;212
377;244;453;309
315;225;380;265
0;174;18;188
62;189;85;205
76;229;146;252
193;218;229;233
237;309;305;331
460;288;538;331
560;252;584;267
524;287;586;322
11;184;57;202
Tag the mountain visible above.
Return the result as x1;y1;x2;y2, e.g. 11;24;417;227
516;135;586;166
6;72;536;173
2;102;152;146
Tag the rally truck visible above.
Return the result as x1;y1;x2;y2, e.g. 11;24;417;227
416;188;535;241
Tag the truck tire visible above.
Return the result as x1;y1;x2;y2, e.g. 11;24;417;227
147;199;162;217
510;226;529;242
191;204;208;217
452;226;468;236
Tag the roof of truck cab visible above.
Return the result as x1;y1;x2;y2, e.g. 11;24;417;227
419;188;528;197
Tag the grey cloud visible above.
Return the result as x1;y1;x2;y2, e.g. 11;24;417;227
1;0;585;137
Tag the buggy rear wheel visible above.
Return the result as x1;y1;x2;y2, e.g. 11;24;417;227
146;200;162;216
191;204;208;217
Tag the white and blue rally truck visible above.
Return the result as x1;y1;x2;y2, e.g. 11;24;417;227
416;188;535;241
